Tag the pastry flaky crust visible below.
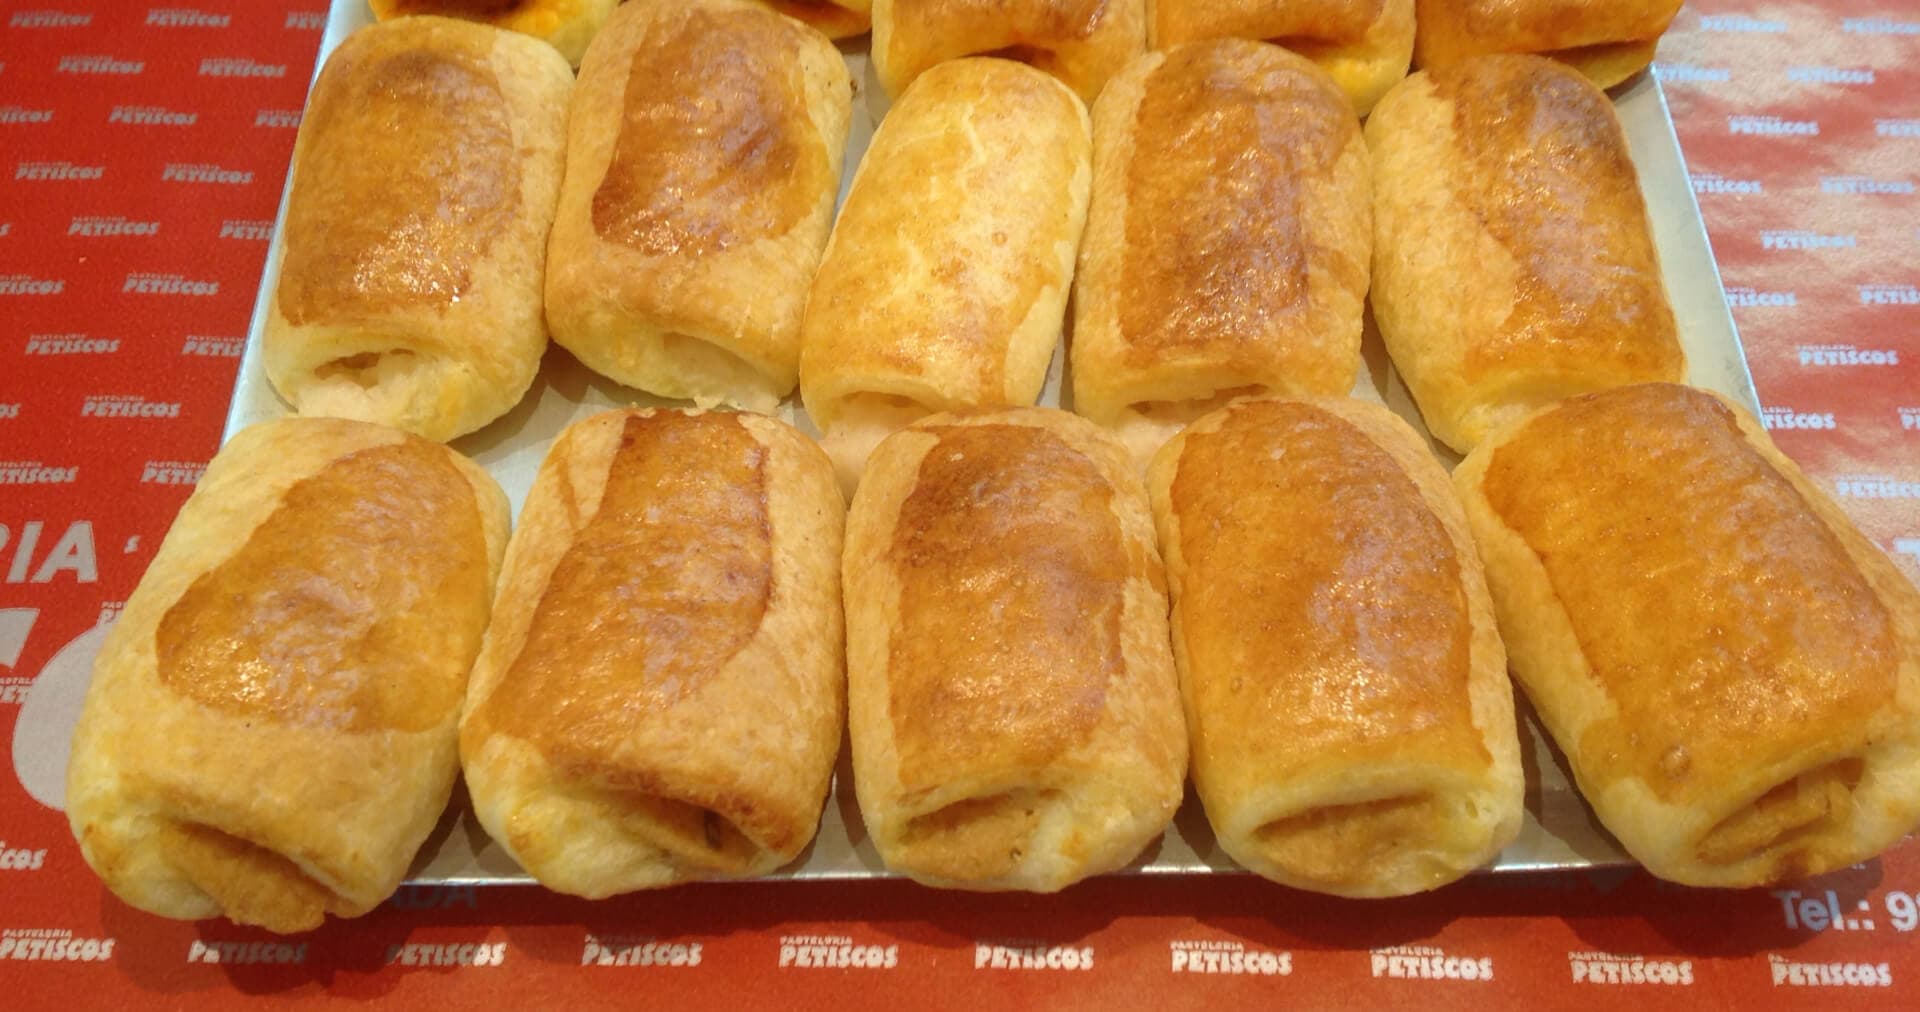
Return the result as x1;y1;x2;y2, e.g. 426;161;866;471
759;0;875;40
799;59;1093;494
264;17;571;444
845;408;1187;891
873;0;1147;104
1073;41;1370;468
1414;0;1684;89
460;409;845;897
1366;54;1684;454
368;0;620;66
546;0;852;415
67;418;510;934
1455;384;1920;888
1150;0;1414;115
1148;397;1522;897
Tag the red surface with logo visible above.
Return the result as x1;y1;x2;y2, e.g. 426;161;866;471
1;2;1917;1007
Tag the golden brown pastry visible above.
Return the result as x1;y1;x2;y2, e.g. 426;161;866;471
799;59;1092;493
1148;397;1521;897
1366;54;1684;453
67;418;509;933
265;17;571;443
545;0;851;415
460;409;846;896
1073;41;1370;466
368;2;619;66
844;408;1186;890
1415;0;1684;89
1455;384;1920;887
1150;0;1414;115
872;0;1146;104
759;0;873;39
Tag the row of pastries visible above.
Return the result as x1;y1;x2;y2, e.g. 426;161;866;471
63;0;1920;932
367;0;1685;107
263;0;1687;466
68;387;1920;929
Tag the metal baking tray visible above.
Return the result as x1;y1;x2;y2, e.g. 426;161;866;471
221;1;1761;885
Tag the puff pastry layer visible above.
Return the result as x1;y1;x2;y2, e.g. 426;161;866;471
369;0;620;65
1366;54;1684;453
1455;384;1920;887
68;418;509;932
762;0;874;39
1414;0;1684;89
546;0;851;414
1150;0;1415;115
265;17;571;443
461;409;845;896
844;408;1186;890
1149;397;1521;896
799;58;1092;493
873;0;1147;103
1073;41;1370;466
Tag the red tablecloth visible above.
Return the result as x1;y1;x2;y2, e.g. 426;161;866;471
3;2;1917;1007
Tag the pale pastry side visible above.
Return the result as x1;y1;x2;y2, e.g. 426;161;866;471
799;58;1093;495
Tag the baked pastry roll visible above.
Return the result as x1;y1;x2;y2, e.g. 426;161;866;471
799;59;1092;492
265;17;571;443
1455;384;1920;887
546;0;852;414
1415;0;1684;89
67;418;509;933
461;409;845;896
872;0;1146;104
368;0;619;66
1366;54;1684;453
1073;41;1370;466
1148;397;1522;897
845;408;1187;890
762;0;874;39
1151;0;1415;115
